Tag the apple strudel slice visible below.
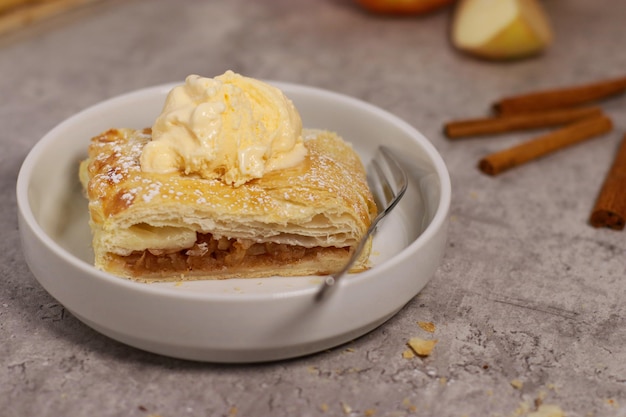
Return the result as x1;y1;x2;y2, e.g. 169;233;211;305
79;127;377;282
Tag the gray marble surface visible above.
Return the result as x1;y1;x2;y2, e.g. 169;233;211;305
2;0;625;416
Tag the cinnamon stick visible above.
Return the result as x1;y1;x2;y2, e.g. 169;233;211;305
493;75;626;116
478;114;613;176
589;134;626;230
444;106;603;139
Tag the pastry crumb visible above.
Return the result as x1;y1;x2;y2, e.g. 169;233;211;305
402;349;415;359
511;379;524;389
364;409;376;416
417;321;436;333
407;337;438;356
319;403;329;413
527;404;565;417
341;402;352;415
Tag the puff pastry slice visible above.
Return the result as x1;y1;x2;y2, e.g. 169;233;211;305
80;128;377;282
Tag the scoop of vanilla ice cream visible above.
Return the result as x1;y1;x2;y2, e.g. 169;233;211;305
140;71;308;186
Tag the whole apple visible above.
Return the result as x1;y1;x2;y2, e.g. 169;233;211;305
355;0;455;15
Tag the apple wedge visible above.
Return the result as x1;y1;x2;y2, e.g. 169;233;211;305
451;0;553;60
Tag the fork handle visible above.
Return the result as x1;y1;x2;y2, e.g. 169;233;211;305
314;218;381;301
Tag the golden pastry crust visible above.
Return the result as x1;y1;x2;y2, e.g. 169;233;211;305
80;128;377;282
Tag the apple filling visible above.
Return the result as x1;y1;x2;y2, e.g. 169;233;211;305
112;233;349;277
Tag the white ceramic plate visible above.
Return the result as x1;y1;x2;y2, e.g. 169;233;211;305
17;81;451;362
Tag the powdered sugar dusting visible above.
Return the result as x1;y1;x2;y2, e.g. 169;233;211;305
84;127;373;230
142;182;162;203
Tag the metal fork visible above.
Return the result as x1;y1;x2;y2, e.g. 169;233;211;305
315;145;408;301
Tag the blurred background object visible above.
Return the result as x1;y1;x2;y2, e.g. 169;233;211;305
355;0;455;15
354;0;553;61
0;0;97;36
